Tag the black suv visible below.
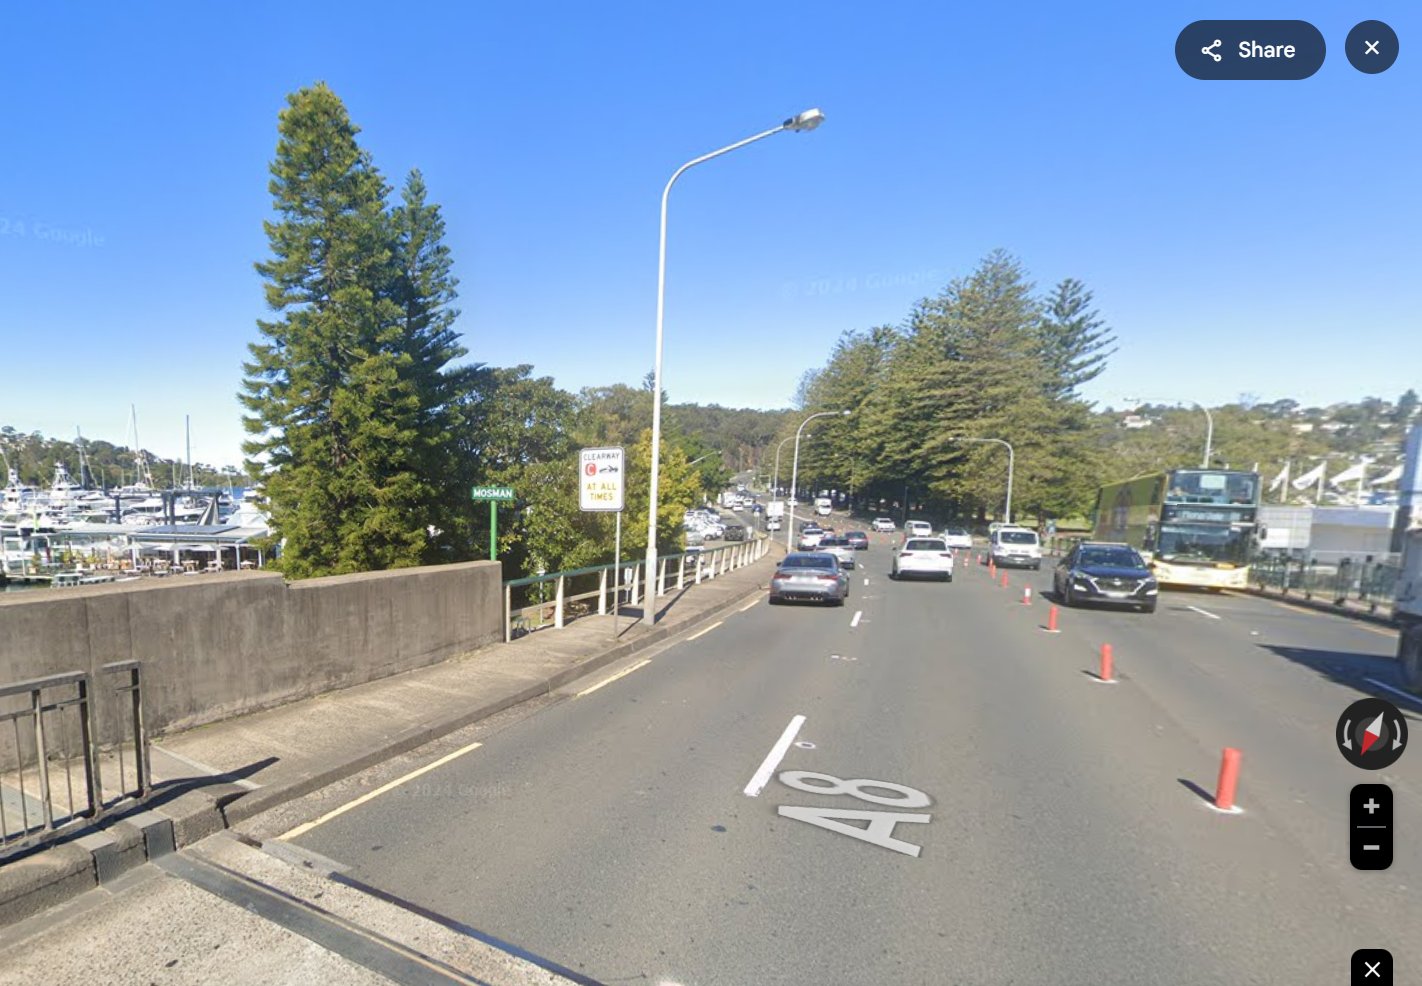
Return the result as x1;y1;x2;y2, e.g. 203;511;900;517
723;524;747;542
1053;541;1158;613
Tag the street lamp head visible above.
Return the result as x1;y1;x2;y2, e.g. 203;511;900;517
841;409;852;417
785;108;826;132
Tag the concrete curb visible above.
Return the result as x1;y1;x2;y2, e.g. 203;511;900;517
0;556;776;929
1236;586;1399;629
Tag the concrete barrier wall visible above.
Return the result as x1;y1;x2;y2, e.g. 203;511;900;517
0;562;502;748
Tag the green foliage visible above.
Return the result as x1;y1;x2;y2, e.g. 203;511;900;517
240;83;463;579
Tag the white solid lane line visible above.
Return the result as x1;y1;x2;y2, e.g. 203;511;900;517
1363;677;1422;709
279;740;483;841
687;620;724;641
576;659;651;698
739;597;760;612
743;714;807;797
1186;605;1221;620
850;610;863;628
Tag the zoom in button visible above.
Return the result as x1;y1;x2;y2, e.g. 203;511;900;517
1176;21;1326;80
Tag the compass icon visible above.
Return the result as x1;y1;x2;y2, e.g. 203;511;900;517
1336;698;1408;770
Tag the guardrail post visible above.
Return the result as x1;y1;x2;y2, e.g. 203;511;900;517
504;585;513;642
630;564;640;607
126;664;150;798
678;556;686;590
78;675;102;819
598;568;608;615
554;575;566;628
695;552;704;584
658;558;667;596
33;688;54;831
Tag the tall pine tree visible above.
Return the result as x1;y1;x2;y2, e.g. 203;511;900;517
241;84;458;577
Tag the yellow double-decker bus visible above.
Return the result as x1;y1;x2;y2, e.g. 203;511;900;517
1091;468;1261;590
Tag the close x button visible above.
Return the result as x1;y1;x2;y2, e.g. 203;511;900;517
1352;948;1392;985
1350;784;1393;870
1176;20;1326;80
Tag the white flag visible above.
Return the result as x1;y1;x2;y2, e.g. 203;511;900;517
1371;464;1404;486
1330;462;1367;486
1292;463;1325;490
1267;463;1289;493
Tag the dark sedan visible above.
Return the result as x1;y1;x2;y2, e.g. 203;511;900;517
845;530;869;551
1053;541;1158;613
769;552;850;606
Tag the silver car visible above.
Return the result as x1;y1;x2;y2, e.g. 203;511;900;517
816;535;857;570
769;552;850;605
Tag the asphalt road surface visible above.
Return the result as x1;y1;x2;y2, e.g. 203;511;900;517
287;527;1421;985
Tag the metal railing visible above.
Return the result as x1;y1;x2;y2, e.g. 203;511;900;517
0;661;150;858
1252;554;1404;615
501;536;771;641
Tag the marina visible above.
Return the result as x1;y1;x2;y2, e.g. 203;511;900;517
1;415;271;590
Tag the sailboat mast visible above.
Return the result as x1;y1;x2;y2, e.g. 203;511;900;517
186;415;193;489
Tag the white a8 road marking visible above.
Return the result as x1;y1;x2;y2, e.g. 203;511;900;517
776;770;932;857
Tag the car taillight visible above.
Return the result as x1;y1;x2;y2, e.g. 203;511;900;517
899;551;913;558
818;573;840;582
940;553;953;558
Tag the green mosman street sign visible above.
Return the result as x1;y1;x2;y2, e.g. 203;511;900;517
471;485;515;501
471;486;516;560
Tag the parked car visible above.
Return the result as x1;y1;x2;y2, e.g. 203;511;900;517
723;524;747;542
905;520;934;538
941;527;973;550
769;552;850;606
891;537;955;582
817;535;857;569
1053;541;1158;613
845;530;869;551
988;526;1042;570
872;517;897;533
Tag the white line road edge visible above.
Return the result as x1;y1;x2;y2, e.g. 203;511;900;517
743;714;807;798
1363;677;1422;709
687;620;724;641
739;598;760;612
1186;605;1221;620
278;739;484;841
576;659;651;698
152;745;261;790
850;610;863;628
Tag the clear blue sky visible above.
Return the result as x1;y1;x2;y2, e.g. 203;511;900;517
2;2;1415;469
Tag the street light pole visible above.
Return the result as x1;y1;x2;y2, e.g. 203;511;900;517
643;109;825;627
771;434;797;499
1125;397;1213;468
787;410;850;550
1198;404;1214;468
949;437;1014;525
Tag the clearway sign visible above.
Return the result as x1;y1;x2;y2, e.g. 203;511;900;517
580;446;625;512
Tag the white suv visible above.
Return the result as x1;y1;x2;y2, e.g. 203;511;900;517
872;517;896;533
905;520;934;538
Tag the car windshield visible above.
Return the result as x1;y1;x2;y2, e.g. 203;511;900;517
779;555;836;570
905;539;947;551
946;528;968;537
1077;548;1144;569
999;531;1037;544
